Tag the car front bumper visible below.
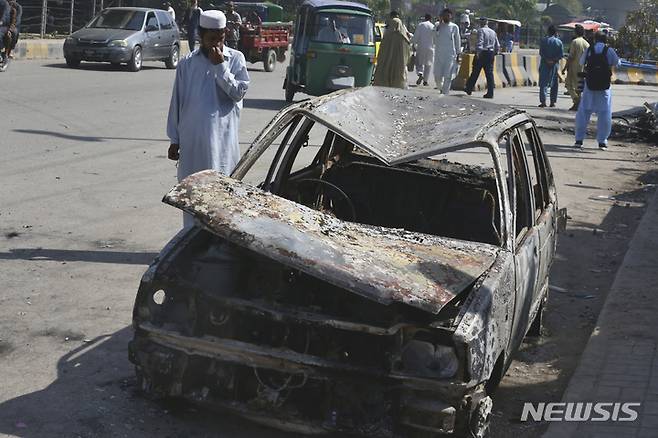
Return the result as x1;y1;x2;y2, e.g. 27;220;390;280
64;44;132;63
129;322;479;436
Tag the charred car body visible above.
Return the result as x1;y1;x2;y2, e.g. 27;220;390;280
129;87;565;437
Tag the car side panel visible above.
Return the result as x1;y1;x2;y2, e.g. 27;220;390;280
454;251;515;384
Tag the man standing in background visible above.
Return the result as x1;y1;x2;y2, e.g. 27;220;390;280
563;24;589;111
464;17;499;98
538;25;564;108
224;1;242;49
183;0;203;51
412;14;434;86
574;31;620;151
167;10;250;228
433;8;461;95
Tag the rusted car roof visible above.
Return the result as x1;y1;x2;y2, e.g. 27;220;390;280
300;86;522;165
164;171;500;315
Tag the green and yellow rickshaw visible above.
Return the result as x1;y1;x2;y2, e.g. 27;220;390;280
283;0;376;102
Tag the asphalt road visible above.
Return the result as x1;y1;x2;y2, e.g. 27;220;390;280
1;58;658;438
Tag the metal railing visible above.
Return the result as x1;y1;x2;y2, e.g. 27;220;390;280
20;0;124;38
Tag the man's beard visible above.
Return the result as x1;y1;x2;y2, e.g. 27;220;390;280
201;46;210;57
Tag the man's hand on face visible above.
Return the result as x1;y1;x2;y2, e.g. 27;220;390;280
168;144;180;160
209;45;225;65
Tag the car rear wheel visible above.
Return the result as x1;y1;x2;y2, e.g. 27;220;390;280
128;46;142;72
165;44;179;69
263;49;276;72
65;57;80;68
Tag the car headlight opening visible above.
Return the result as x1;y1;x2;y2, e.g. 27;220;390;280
401;340;459;379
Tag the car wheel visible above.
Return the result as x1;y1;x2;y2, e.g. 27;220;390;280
285;77;295;103
165;45;179;69
65;57;81;68
263;49;276;72
128;46;142;72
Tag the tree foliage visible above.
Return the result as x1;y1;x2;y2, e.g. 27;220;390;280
552;0;583;15
480;0;538;24
615;0;658;62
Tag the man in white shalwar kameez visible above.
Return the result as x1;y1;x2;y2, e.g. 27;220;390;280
412;14;434;86
167;9;250;227
433;8;461;95
574;31;619;151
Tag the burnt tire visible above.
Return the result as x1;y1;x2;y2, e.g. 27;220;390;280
263;49;276;72
165;44;179;69
65;57;80;68
128;46;142;72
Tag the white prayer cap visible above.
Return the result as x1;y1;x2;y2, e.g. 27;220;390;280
200;10;226;29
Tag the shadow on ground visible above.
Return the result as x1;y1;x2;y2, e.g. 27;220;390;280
0;327;301;438
0;248;158;265
42;62;165;72
13;128;168;143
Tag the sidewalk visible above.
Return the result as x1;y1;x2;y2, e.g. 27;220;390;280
544;187;658;437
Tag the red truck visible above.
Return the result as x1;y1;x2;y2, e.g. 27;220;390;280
235;2;291;72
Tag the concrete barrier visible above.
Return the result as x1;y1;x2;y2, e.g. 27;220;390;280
502;53;531;86
523;55;539;86
451;53;488;91
11;39;191;61
492;54;509;88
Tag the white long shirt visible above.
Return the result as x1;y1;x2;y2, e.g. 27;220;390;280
434;21;461;58
412;20;435;50
167;47;250;181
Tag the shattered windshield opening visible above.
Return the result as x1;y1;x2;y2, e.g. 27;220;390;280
243;115;502;246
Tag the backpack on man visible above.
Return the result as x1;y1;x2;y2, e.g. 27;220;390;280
585;46;612;91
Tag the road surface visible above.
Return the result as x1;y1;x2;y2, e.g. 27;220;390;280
1;58;657;438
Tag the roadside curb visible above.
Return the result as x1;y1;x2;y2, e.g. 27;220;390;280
544;185;658;436
11;39;191;61
13;39;64;60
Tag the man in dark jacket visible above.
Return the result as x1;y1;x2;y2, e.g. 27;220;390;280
4;0;20;59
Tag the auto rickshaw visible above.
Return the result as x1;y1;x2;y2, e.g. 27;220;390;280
283;0;376;102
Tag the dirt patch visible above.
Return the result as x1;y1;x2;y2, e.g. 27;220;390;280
34;328;86;342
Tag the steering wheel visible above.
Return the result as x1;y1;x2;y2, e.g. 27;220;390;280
295;178;357;222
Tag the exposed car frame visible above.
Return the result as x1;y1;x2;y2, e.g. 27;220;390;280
130;87;565;437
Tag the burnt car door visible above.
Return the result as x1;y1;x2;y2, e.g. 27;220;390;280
504;128;541;350
519;123;557;309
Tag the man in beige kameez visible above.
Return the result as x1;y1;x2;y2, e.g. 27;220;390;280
563;24;590;111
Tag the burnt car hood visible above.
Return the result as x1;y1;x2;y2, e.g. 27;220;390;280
164;171;500;315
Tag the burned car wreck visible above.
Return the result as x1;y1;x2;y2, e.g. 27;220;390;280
129;87;564;437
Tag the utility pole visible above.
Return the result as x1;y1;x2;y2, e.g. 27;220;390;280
69;0;74;34
40;0;47;37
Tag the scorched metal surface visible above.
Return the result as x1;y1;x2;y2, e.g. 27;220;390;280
301;86;523;165
164;170;500;315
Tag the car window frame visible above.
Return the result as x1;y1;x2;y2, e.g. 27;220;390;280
145;11;160;32
155;10;173;30
504;128;535;246
518;124;547;221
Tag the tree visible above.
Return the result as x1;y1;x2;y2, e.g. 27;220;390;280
615;0;658;62
554;0;583;15
480;0;538;24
